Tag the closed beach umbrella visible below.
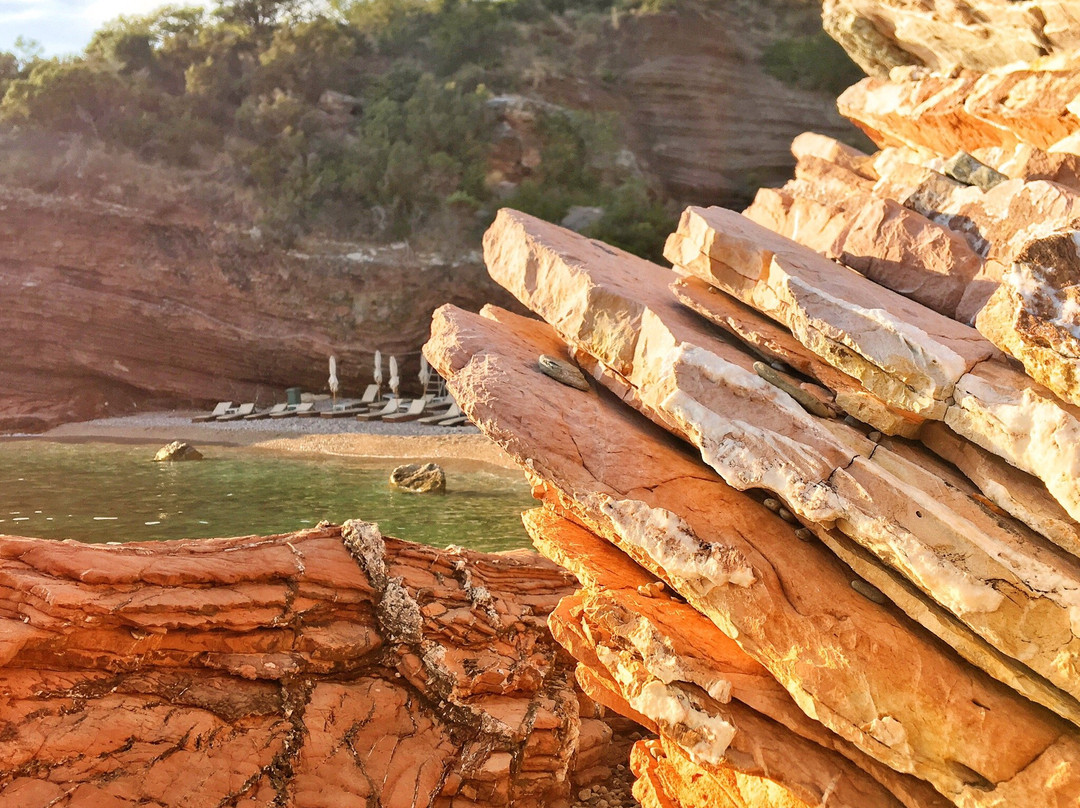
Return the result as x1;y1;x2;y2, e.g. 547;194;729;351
328;355;339;405
389;355;400;396
419;355;430;390
373;351;383;389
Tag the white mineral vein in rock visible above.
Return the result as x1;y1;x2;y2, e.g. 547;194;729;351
598;497;757;592
946;363;1080;523
596;645;738;767
622;616;735;704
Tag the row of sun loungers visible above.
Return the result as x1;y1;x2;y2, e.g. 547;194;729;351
191;394;470;426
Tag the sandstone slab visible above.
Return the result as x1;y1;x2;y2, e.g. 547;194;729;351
945;358;1080;524
976;225;1080;408
666;205;998;417
743;178;984;319
631;737;813;808
920;421;1080;560
483;208;1080;719
529;509;952;808
822;0;1054;74
664;203;1080;527
672;277;924;436
838;73;1013;157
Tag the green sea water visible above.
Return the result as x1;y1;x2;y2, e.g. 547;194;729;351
0;441;535;552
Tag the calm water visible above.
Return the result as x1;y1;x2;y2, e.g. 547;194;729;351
0;441;536;552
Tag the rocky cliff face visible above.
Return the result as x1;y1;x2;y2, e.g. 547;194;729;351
0;188;518;432
594;1;859;205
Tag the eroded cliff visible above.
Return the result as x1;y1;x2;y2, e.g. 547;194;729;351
0;187;517;432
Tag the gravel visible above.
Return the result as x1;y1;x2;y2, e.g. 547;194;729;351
51;409;482;438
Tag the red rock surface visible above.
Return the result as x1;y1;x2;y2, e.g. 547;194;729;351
0;521;619;806
0;188;515;432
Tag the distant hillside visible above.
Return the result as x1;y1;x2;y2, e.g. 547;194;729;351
0;0;865;261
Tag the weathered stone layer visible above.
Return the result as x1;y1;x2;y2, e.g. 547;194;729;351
0;523;614;807
424;301;1080;808
483;209;1080;717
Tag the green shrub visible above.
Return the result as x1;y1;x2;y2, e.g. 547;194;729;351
761;31;864;95
0;0;682;260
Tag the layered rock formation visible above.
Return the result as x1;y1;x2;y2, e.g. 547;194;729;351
0;187;516;433
0;521;621;806
597;0;859;205
422;59;1080;801
822;0;1080;76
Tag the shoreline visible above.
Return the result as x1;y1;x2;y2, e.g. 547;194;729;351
29;410;521;472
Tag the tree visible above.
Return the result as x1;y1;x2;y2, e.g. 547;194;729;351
215;0;305;38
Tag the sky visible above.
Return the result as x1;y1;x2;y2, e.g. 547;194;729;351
0;0;213;57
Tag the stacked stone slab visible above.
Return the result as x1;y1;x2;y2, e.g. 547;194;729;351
418;44;1080;808
424;194;1080;807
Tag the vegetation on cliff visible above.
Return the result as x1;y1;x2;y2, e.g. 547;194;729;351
0;0;860;258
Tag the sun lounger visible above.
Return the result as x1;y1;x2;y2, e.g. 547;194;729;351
192;401;233;423
437;414;471;427
244;403;288;420
417;402;462;425
355;398;401;422
382;397;432;423
269;402;314;419
319;385;382;418
216;402;256;422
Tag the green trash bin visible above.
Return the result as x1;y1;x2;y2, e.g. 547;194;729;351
286;387;303;406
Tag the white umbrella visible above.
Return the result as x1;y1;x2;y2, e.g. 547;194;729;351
328;355;339;406
418;355;431;390
389;355;400;396
373;351;383;390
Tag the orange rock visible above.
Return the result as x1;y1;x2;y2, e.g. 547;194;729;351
531;510;952;808
0;522;618;806
839;73;1013;156
424;302;1080;807
631;737;814;808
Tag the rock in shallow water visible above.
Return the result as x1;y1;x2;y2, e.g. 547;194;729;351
389;462;446;493
153;441;203;462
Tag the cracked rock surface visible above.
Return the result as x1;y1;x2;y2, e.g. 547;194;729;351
0;522;621;807
424;301;1080;807
420;24;1080;808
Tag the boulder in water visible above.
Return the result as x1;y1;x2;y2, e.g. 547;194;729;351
389;462;446;493
154;441;203;462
